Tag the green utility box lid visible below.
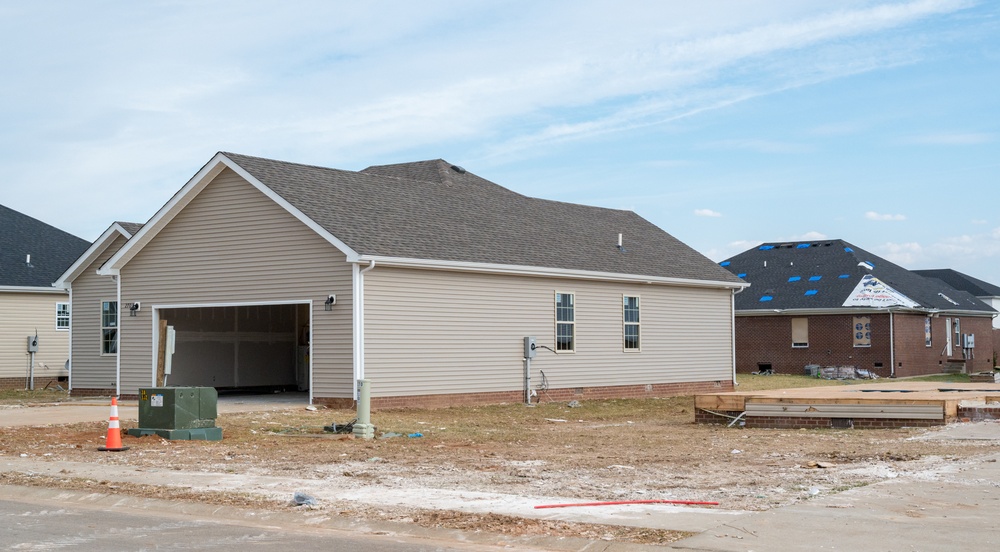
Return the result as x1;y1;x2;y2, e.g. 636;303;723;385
127;387;222;441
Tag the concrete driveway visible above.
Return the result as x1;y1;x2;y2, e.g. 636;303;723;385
0;392;310;427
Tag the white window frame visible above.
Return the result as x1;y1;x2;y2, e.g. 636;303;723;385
101;300;118;356
555;292;575;353
623;295;640;352
56;302;70;331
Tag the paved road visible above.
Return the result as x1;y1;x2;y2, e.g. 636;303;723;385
0;486;557;552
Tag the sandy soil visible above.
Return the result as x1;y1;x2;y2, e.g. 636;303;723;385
2;396;999;546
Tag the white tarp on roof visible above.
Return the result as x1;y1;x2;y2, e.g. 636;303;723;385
843;274;920;308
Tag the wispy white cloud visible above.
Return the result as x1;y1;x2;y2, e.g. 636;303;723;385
695;208;723;217
866;211;907;221
876;241;924;267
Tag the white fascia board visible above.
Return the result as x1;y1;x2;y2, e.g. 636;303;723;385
99;153;359;275
222;156;359;261
99;155;228;275
356;255;749;290
0;285;69;294
54;223;134;287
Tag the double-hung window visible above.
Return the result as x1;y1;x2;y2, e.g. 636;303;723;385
555;292;575;352
623;295;640;351
56;302;70;330
101;301;118;355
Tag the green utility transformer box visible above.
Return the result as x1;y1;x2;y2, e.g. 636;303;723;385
127;387;223;441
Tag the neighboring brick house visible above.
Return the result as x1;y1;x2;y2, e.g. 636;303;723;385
0;204;89;389
720;240;996;378
914;268;1000;368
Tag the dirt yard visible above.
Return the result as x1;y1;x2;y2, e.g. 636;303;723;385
2;378;999;546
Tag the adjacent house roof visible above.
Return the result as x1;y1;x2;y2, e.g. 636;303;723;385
0;204;89;290
912;269;1000;299
721;239;995;315
104;152;745;287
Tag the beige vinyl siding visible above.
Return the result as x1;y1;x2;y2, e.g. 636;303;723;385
118;168;353;397
363;267;733;397
69;234;126;389
0;291;70;382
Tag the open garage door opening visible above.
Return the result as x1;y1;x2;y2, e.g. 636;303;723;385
158;304;310;392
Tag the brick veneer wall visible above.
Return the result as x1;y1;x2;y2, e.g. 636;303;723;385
695;408;945;428
957;405;1000;422
311;380;735;410
0;376;68;391
735;313;994;377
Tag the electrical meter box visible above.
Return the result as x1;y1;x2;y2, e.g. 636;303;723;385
127;387;222;441
523;336;536;358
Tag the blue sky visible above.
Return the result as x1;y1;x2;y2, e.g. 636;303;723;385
2;1;997;281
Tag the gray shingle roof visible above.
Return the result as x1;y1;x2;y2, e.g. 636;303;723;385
912;269;1000;298
116;221;144;236
222;152;741;284
721;239;995;313
0;204;90;288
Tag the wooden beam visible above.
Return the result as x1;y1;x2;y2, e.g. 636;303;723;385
155;318;167;387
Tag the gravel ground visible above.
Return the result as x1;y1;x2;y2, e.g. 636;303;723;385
2;394;999;546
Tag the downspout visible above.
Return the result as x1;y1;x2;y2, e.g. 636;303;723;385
352;260;376;399
66;286;73;392
731;286;745;384
889;309;895;378
114;271;122;397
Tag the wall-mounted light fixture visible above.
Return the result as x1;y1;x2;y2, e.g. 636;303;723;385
129;302;141;317
324;295;336;311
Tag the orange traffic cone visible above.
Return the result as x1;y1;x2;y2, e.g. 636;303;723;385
98;397;129;452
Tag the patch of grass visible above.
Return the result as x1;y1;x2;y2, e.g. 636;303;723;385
0;388;70;405
735;374;855;392
735;371;974;391
899;374;971;384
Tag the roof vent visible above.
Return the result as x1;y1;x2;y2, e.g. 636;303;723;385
450;165;466;174
858;261;874;271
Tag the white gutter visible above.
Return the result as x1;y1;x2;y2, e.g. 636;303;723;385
352;260;376;399
357;255;747;290
0;285;68;294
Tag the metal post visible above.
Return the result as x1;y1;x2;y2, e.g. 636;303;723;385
352;379;375;439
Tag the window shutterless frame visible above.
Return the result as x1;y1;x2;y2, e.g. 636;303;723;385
623;295;640;352
554;292;575;352
101;300;118;355
56;302;70;330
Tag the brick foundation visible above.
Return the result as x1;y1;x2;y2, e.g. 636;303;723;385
70;388;118;398
695;408;946;429
0;376;68;391
314;380;735;410
957;405;1000;422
